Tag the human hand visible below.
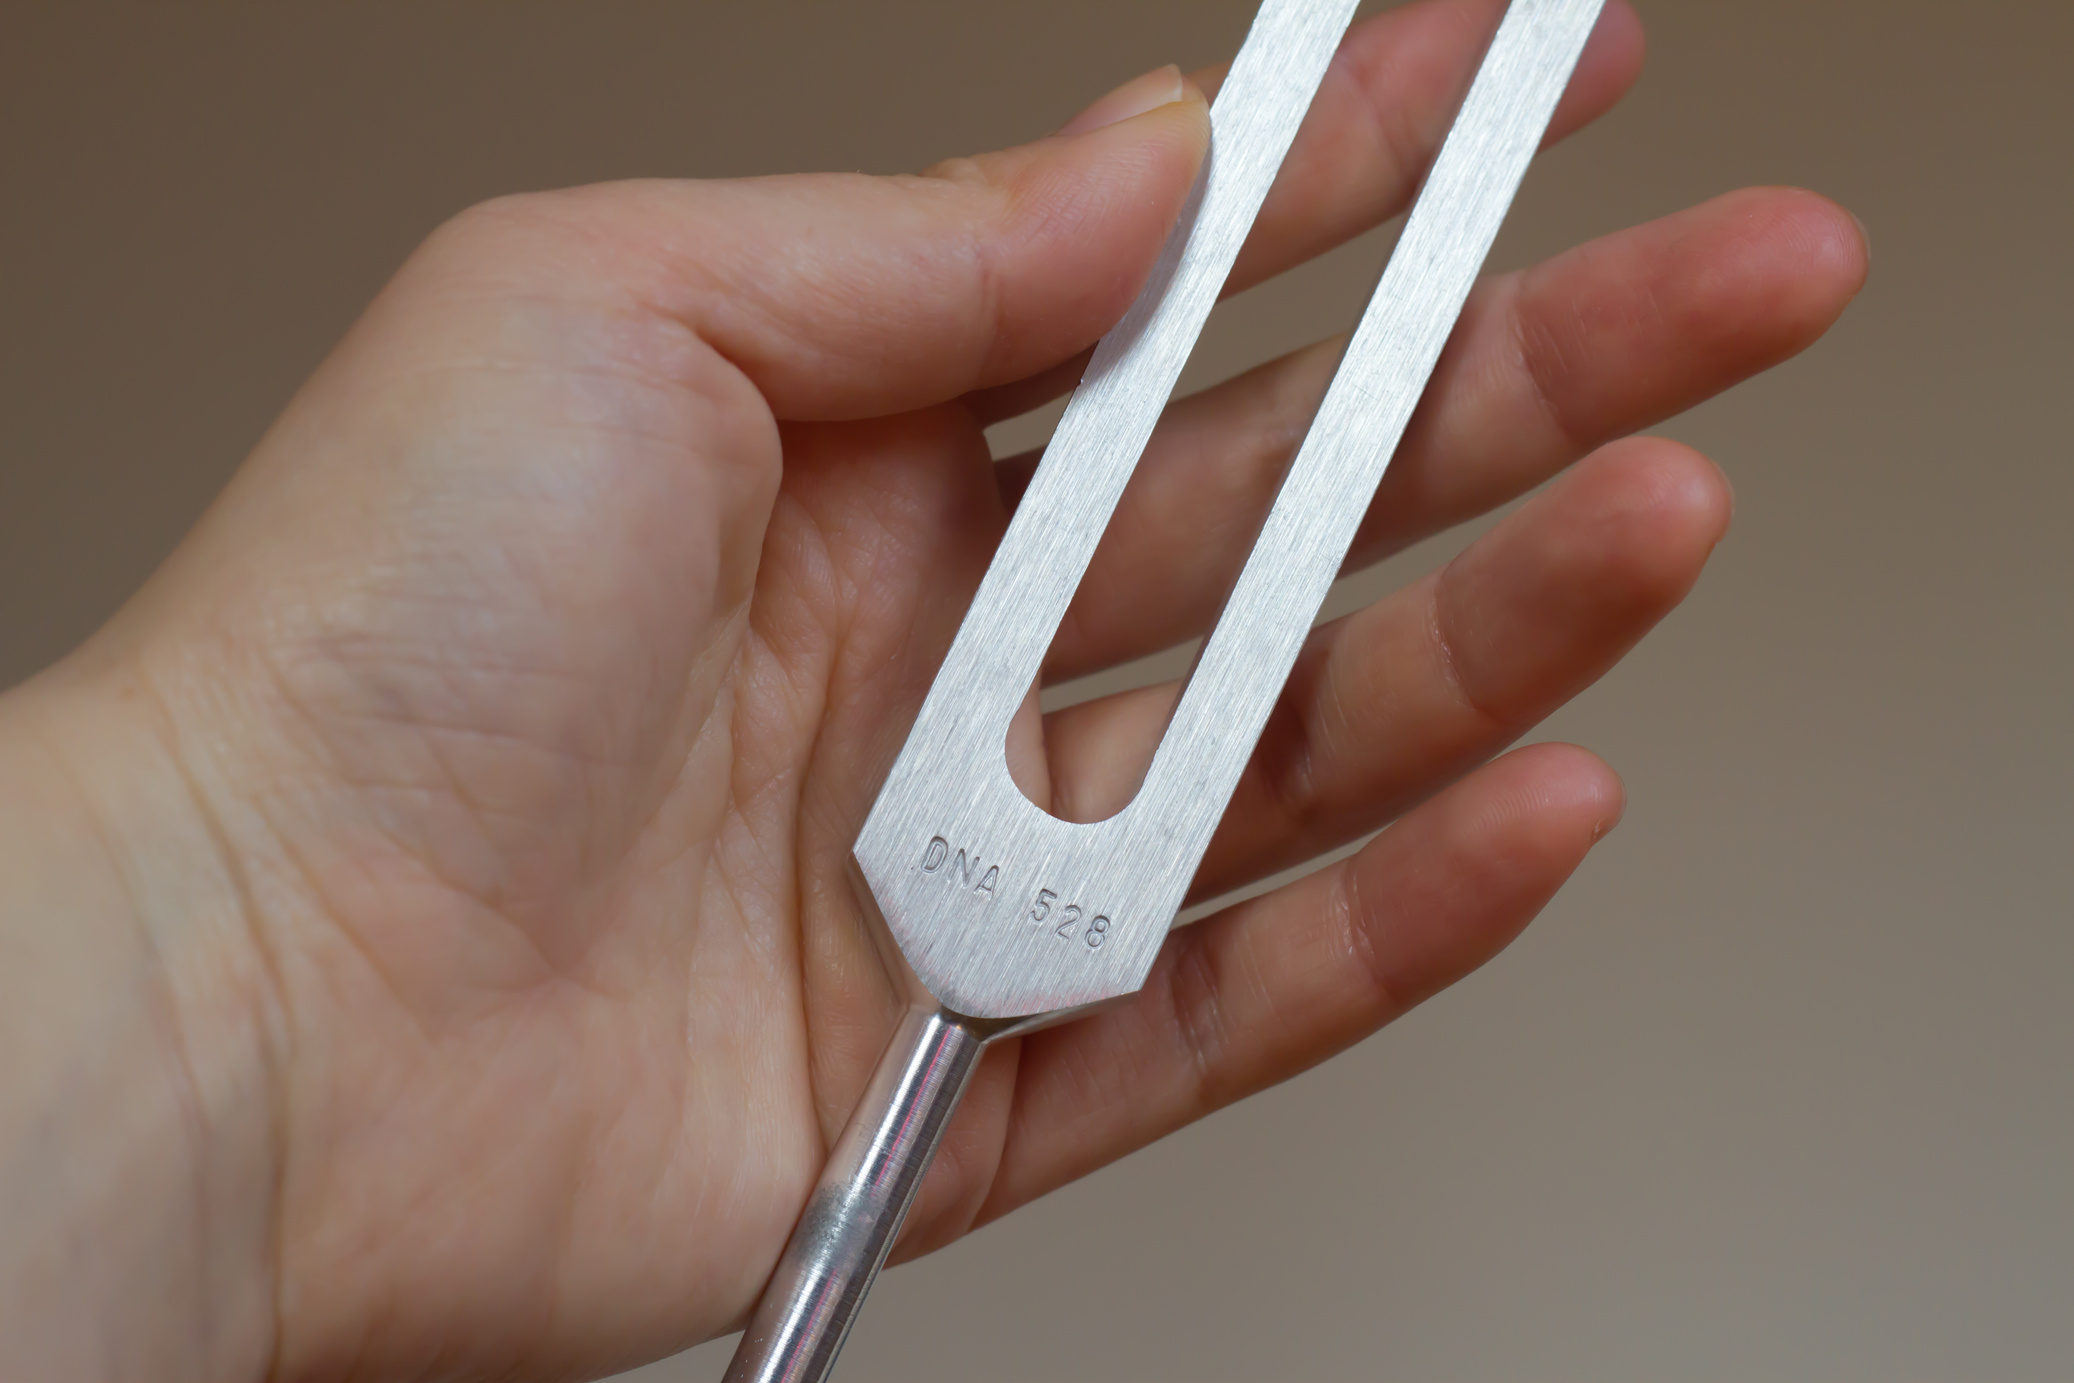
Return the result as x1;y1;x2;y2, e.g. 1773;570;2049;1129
0;2;1867;1378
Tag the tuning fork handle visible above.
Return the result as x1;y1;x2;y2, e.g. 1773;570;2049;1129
723;1007;993;1383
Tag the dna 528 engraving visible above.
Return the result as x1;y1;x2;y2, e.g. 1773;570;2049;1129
1025;888;1111;949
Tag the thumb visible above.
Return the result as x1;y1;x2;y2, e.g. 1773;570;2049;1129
441;66;1211;422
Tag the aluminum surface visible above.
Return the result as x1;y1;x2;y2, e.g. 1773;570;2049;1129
856;0;1606;1019
727;4;1605;1379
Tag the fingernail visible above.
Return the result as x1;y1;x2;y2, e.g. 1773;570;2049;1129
1057;64;1190;136
1851;211;1872;266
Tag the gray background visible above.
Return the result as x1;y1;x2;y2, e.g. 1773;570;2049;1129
4;2;2069;1379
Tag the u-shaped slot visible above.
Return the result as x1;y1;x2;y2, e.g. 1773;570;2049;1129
995;0;1602;851
975;0;1364;827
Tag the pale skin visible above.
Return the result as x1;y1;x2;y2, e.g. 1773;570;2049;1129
0;2;1867;1379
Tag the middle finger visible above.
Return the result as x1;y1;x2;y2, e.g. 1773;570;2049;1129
1009;188;1864;680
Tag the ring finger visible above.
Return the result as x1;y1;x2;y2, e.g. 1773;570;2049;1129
1040;434;1729;901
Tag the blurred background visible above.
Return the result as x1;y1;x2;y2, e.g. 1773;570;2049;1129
4;2;2069;1379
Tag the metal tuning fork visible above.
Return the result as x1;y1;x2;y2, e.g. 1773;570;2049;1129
724;2;1605;1378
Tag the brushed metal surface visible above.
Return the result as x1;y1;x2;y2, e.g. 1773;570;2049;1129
856;0;1606;1019
726;4;1604;1379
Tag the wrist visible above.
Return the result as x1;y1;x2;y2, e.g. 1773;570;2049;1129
0;651;281;1382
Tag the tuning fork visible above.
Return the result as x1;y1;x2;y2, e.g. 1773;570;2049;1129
722;2;1605;1378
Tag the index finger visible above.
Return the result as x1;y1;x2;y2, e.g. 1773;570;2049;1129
967;0;1645;425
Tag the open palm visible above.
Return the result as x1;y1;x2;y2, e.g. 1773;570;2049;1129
60;4;1864;1378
